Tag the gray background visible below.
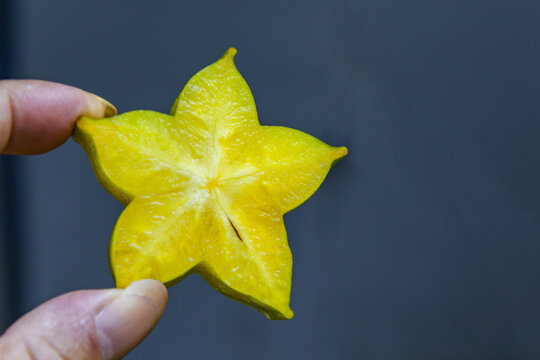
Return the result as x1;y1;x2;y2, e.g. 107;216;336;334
2;0;540;359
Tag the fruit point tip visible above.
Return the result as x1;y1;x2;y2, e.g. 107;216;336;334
330;146;348;166
221;47;237;62
337;146;348;158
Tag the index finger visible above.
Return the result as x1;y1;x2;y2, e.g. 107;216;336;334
0;80;116;155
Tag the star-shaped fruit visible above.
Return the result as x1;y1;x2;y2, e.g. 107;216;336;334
73;48;347;319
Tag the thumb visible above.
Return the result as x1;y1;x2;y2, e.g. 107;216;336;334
0;279;167;359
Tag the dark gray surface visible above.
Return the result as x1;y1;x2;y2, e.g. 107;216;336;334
5;0;540;358
0;171;7;331
0;0;14;330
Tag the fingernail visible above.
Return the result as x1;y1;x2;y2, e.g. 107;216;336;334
83;92;117;118
94;280;167;360
94;95;118;117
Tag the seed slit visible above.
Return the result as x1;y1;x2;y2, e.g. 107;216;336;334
228;218;243;243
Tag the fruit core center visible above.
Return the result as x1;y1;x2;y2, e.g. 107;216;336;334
204;177;220;191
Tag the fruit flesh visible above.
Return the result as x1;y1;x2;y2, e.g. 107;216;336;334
73;48;347;319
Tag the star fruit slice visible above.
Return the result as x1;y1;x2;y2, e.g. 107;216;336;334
73;48;347;320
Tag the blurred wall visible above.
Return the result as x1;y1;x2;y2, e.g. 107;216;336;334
0;0;12;331
0;173;7;331
3;0;540;359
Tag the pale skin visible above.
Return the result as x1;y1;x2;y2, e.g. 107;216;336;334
0;80;168;359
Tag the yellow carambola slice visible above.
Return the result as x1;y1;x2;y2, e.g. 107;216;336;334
73;48;347;319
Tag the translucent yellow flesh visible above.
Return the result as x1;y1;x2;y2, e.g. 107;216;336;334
73;48;347;319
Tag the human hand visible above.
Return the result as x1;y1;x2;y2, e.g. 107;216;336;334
0;80;168;359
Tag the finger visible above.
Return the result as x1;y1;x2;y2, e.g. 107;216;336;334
0;279;168;360
0;79;117;155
